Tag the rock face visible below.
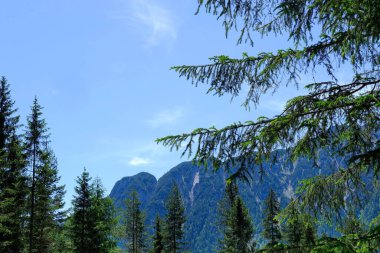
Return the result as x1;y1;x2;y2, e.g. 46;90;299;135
109;152;379;253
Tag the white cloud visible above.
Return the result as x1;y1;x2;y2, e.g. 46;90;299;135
147;108;184;128
126;0;178;47
129;157;151;166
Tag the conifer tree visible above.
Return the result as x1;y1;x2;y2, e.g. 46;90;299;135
340;208;363;236
71;171;116;253
217;181;238;237
283;201;303;252
25;97;49;253
164;184;186;253
24;97;65;253
124;190;146;253
0;77;27;253
218;181;254;253
220;197;254;253
92;178;117;253
151;215;164;253
33;150;65;252
71;169;94;253
262;189;282;251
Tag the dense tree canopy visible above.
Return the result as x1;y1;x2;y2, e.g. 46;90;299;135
157;0;380;222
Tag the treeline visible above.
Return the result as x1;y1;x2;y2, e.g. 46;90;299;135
65;171;187;253
1;77;379;253
0;76;188;253
215;181;380;253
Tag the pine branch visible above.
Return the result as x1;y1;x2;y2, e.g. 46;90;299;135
157;75;380;182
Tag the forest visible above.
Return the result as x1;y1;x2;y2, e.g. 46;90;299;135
1;0;380;252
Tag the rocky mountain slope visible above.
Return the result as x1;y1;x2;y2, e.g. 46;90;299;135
109;150;378;252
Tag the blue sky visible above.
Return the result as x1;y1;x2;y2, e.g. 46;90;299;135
0;0;330;205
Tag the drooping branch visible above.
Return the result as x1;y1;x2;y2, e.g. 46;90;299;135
157;75;380;180
172;32;379;108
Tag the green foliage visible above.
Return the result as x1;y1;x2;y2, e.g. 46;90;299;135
281;201;317;252
218;182;255;253
92;179;117;253
164;184;186;253
283;201;303;250
0;77;27;253
71;169;94;253
51;218;73;253
33;150;65;252
339;208;363;236
71;170;116;253
156;0;380;224
262;189;282;250
151;215;164;253
24;97;65;253
124;190;146;253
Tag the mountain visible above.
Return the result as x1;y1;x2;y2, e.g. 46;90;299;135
109;151;378;252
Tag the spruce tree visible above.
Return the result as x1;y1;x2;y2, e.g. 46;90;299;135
24;97;65;253
0;134;27;253
124;190;145;253
218;181;254;253
92;178;117;253
151;215;164;253
220;197;254;253
0;77;27;253
164;184;186;253
283;201;303;252
71;171;116;253
71;169;94;253
25;97;49;253
33;150;65;252
262;189;281;251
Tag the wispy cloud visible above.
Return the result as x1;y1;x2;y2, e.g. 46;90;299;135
147;108;184;128
129;157;151;166
126;0;178;47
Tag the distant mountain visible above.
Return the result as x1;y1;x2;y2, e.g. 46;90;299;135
109;151;379;253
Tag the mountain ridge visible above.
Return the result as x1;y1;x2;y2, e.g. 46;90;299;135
110;154;379;253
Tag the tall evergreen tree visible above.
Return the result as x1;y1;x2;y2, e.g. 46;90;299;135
218;181;254;253
0;77;27;253
24;97;65;253
164;184;186;253
33;150;65;252
92;178;117;253
262;189;282;251
220;197;254;253
25;97;49;253
124;190;146;253
283;201;303;252
151;215;164;253
71;171;116;253
71;169;94;253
